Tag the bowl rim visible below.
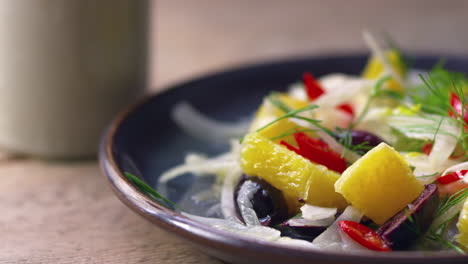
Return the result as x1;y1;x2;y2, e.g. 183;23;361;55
99;54;467;263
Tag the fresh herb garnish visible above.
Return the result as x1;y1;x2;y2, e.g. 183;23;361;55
415;67;468;157
259;94;335;138
435;187;468;218
335;75;392;156
419;188;468;253
400;188;466;253
263;93;361;155
269;127;317;142
124;172;179;210
349;75;392;130
390;128;428;152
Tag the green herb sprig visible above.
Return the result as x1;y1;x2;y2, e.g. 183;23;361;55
435;188;468;218
402;188;467;253
335;75;393;156
257;93;334;138
421;188;468;253
416;67;468;158
124;172;179;210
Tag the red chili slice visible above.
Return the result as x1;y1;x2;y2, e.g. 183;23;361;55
422;142;432;155
303;72;325;101
437;170;468;185
338;220;392;252
421;142;464;159
449;92;468;124
303;72;355;119
280;132;347;173
336;103;355;117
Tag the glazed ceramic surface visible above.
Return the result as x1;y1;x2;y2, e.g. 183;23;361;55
100;54;468;264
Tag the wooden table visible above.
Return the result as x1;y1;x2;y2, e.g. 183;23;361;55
4;1;468;263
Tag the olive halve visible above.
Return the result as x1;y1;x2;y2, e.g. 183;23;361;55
234;175;288;226
277;225;326;242
277;219;327;241
376;184;439;250
335;130;386;154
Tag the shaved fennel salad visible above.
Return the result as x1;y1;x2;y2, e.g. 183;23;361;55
129;33;468;254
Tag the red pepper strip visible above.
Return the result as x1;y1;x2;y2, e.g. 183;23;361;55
338;220;392;252
303;72;355;117
303;72;324;101
449;92;468;124
280;132;347;173
422;142;432;155
294;132;328;150
337;103;355;117
437;170;468;185
281;140;300;152
421;142;464;159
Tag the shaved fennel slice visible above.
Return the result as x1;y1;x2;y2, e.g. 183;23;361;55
275;237;318;249
282;204;338;227
220;164;242;220
443;161;468;176
301;204;337;221
286;218;334;227
362;30;403;85
159;140;241;183
288;82;308;101
388;115;461;173
312;206;364;250
183;213;281;241
314;107;353;130
388;115;459;140
172;101;250;144
429;118;460;170
236;180;261;226
314;74;373;108
403;153;461;184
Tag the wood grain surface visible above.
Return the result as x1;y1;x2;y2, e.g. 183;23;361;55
3;0;468;263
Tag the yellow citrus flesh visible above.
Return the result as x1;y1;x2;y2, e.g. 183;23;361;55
362;50;406;92
306;168;348;210
335;143;424;224
249;94;310;145
258;118;302;145
457;198;468;251
241;132;347;212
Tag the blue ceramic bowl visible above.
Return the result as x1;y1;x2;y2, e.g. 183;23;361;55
99;54;468;264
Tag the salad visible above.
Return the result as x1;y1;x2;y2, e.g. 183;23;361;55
142;32;468;253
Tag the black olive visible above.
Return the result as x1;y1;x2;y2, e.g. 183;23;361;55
276;219;327;241
335;130;386;154
376;184;439;250
276;225;326;241
234;175;288;226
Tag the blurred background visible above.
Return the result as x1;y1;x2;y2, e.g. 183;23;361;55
152;0;468;90
4;1;468;263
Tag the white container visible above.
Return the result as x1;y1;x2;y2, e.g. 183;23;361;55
0;0;149;158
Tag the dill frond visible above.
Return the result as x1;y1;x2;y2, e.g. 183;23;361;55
124;172;178;210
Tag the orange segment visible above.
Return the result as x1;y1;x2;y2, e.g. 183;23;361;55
241;132;347;212
335;143;424;224
457;198;468;251
249;94;310;145
362;50;406;92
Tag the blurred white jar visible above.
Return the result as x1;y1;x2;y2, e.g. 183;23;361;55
0;0;148;158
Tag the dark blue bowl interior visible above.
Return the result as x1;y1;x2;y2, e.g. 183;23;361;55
110;54;468;205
